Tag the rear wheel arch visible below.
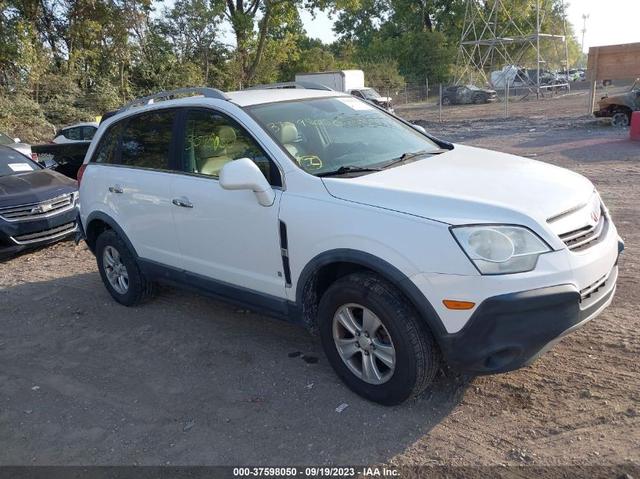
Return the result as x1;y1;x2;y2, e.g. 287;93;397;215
295;249;446;340
85;212;137;257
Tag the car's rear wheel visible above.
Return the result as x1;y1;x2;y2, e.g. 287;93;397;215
95;229;155;306
318;272;440;405
611;111;631;127
441;96;451;106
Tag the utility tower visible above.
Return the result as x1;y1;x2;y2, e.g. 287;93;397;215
455;0;571;97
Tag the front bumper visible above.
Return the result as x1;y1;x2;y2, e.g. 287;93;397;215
0;206;79;260
438;262;618;373
410;217;623;374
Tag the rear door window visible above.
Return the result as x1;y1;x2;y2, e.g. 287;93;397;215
91;123;123;164
64;127;81;141
119;110;177;170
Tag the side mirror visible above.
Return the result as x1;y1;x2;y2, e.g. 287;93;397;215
219;158;275;207
13;137;20;143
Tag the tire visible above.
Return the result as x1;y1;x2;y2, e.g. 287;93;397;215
95;229;155;306
317;272;440;405
441;96;451;106
473;95;484;104
611;111;631;128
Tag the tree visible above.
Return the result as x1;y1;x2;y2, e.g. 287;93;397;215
158;0;227;85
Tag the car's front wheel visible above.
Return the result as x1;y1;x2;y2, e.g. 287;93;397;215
318;272;440;405
611;111;631;128
95;229;155;306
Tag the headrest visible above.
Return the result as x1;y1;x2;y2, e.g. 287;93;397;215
277;122;298;144
216;125;236;146
197;126;236;158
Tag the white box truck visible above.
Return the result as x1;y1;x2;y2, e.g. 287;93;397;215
295;70;394;112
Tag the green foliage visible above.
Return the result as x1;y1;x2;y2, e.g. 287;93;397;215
0;93;55;142
362;60;405;96
0;0;585;139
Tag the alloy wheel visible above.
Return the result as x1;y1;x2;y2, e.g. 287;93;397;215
102;245;129;294
332;303;396;385
611;112;630;128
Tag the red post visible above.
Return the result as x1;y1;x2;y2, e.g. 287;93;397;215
631;111;640;141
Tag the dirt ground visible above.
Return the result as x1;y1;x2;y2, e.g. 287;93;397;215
0;89;638;471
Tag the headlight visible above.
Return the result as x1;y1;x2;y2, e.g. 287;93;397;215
451;225;551;274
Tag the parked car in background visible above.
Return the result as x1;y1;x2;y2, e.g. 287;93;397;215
594;82;640;127
441;85;498;105
79;87;621;405
0;132;35;160
295;70;394;112
0;145;78;260
52;122;98;144
32;141;92;179
350;87;394;112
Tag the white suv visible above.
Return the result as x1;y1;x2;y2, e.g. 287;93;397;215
78;87;623;405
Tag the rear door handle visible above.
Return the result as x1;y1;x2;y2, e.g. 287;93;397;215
108;185;123;194
172;197;193;208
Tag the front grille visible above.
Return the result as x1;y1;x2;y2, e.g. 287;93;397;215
11;222;76;245
558;207;607;252
0;193;75;222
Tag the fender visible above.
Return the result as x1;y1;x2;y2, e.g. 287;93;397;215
295;249;447;339
85;210;138;257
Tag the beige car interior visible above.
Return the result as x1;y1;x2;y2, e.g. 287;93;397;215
185;124;260;177
276;122;300;157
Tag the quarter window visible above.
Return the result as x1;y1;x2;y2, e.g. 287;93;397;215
82;126;97;140
119;110;176;170
182;109;279;185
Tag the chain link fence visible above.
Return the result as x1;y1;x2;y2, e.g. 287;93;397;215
386;80;595;123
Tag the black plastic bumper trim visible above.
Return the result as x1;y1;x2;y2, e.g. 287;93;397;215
438;265;617;374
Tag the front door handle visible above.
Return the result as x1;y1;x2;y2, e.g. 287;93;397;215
108;185;123;194
172;197;193;208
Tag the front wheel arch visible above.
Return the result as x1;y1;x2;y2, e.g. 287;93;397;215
295;249;447;341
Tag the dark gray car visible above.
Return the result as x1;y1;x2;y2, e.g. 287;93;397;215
441;85;498;105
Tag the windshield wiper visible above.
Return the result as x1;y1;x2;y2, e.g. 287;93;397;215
382;149;448;169
317;165;383;177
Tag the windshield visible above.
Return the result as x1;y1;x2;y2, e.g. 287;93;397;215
0;147;39;176
0;132;14;145
247;96;441;176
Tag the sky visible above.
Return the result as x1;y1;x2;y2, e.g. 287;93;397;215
300;0;640;52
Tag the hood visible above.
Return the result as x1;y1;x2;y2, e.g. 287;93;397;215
0;168;77;208
598;90;639;110
321;144;594;238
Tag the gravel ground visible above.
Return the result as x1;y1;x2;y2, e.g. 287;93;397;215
0;90;638;470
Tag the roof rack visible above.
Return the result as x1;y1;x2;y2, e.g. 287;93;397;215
119;87;229;112
246;81;333;91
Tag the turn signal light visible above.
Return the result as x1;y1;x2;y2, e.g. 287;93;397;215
443;299;476;310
